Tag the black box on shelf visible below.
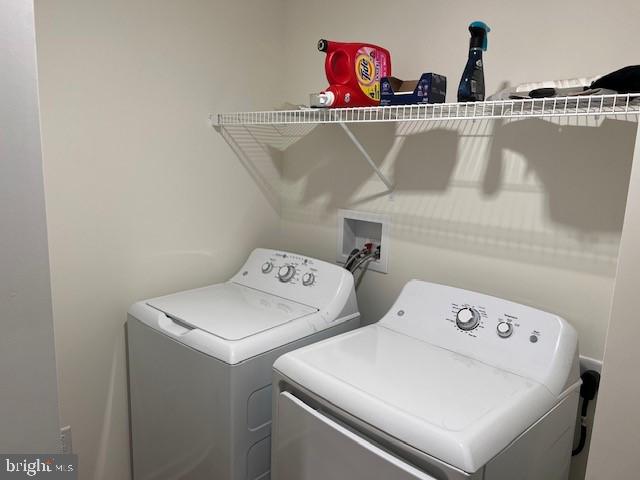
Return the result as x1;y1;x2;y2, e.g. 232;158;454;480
380;73;447;106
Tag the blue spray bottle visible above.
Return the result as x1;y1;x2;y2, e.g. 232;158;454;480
457;21;490;102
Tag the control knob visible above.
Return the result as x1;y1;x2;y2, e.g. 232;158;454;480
261;262;273;274
456;307;480;331
496;321;513;338
302;272;315;286
278;265;296;283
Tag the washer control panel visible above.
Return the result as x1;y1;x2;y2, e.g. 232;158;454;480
231;248;353;310
379;280;578;396
259;252;321;287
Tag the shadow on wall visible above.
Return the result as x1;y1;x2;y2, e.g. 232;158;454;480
392;126;459;192
219;125;286;211
486;118;635;233
218;116;635;274
282;123;397;208
275;122;461;207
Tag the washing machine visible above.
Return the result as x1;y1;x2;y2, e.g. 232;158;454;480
271;279;580;480
126;248;359;480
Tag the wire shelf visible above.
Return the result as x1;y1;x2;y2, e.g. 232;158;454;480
216;93;640;126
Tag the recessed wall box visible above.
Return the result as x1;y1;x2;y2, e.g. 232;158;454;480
337;209;390;274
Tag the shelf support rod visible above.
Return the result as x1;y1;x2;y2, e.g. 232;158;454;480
339;122;394;193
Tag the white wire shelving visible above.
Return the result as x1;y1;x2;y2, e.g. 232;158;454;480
212;93;640;194
215;94;640;126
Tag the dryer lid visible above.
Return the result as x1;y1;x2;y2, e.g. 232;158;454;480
147;283;317;341
274;324;562;473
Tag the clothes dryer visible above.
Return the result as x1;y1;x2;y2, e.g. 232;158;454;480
272;280;579;480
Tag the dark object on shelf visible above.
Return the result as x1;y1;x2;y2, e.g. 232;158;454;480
529;87;557;98
590;65;640;94
380;73;447;106
458;21;490;102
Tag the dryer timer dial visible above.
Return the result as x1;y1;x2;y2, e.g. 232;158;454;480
456;307;480;331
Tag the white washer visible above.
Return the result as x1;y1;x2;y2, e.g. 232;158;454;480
271;279;580;480
127;248;359;480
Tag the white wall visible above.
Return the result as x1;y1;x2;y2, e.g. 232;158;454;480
35;0;284;478
0;0;61;453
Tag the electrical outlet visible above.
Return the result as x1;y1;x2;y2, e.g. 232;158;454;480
60;425;72;454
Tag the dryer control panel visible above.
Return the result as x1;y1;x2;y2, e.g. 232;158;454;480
231;248;354;311
379;280;579;396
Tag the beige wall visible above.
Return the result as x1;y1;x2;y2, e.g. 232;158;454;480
35;0;284;478
585;125;640;479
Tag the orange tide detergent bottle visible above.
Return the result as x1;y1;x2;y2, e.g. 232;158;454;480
311;39;391;108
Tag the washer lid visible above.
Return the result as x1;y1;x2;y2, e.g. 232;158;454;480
274;324;559;473
147;283;317;341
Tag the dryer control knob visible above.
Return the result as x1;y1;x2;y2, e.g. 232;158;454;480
456;307;480;331
497;321;513;338
302;272;315;286
261;262;274;274
278;265;296;282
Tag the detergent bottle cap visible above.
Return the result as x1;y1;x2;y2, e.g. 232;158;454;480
317;39;329;52
469;21;490;51
309;91;335;108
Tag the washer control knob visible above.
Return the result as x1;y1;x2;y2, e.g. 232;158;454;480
456;307;480;331
496;321;513;338
261;262;274;274
302;272;315;286
277;265;296;283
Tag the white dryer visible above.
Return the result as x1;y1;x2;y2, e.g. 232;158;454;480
127;248;359;480
271;280;580;480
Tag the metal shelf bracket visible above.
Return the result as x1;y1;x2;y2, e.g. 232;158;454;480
339;122;394;194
